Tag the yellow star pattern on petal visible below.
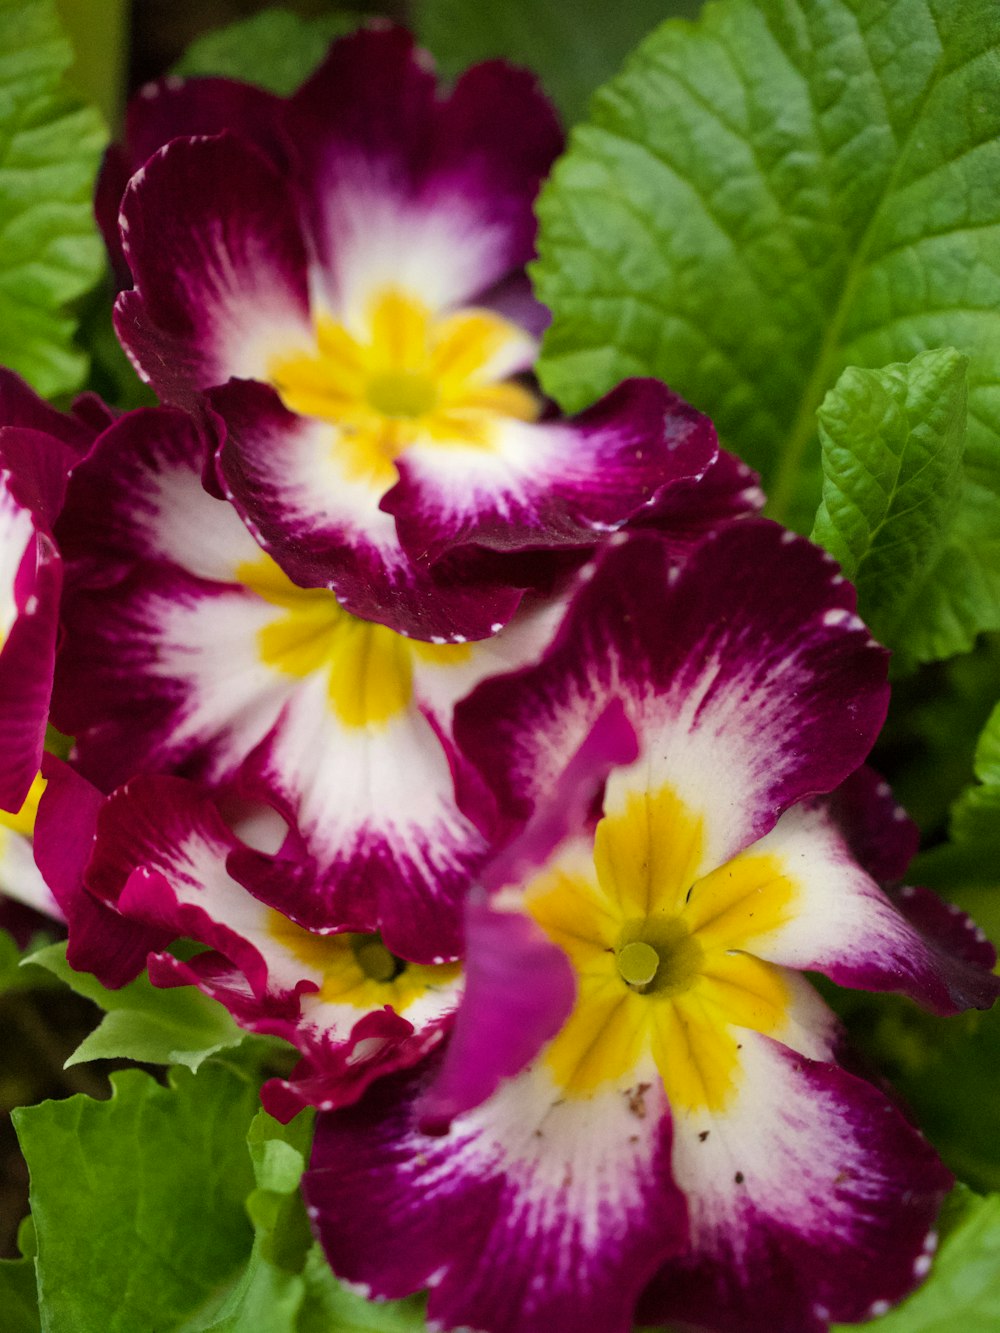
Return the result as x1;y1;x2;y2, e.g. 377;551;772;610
268;287;541;488
525;783;797;1113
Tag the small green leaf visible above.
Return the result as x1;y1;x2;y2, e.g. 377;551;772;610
27;940;245;1071
415;0;698;125
810;348;967;663
0;0;107;396
173;7;358;95
535;0;1000;658
833;1188;1000;1331
14;1065;259;1333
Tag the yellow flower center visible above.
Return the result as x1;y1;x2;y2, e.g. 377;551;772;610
267;286;540;487
525;784;799;1113
267;911;460;1010
239;555;470;730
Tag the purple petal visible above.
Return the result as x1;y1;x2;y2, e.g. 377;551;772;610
385;379;719;564
115;133;312;407
306;1054;686;1333
286;26;562;315
639;1035;951;1332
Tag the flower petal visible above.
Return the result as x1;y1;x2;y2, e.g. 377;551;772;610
58;406;259;586
115;134;312;406
457;521;890;873
97;75;286;286
213;377;527;639
286;26;562;318
385;379;718;563
640;1032;951;1332
707;800;1000;1015
306;1054;686;1333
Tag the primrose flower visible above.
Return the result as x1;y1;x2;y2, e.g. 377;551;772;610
52;407;574;959
36;760;461;1119
0;371;100;813
303;522;1000;1333
109;25;721;639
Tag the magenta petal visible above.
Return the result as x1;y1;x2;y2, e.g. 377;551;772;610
0;369;95;455
640;1039;951;1332
385;379;719;564
214;378;528;639
456;522;889;855
417;896;575;1133
34;758;170;986
287;26;562;312
97;76;286;285
306;1056;687;1333
262;1007;449;1124
115;133;311;407
826;765;920;885
891;883;1000;1011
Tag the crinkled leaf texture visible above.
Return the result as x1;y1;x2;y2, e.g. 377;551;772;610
173;7;359;94
0;0;106;395
811;347;967;666
15;1063;428;1333
833;1188;1000;1331
535;0;1000;660
13;1066;260;1333
415;0;698;125
27;940;245;1071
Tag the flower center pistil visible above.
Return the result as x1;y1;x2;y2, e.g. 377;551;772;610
366;368;439;419
351;933;403;983
615;916;703;998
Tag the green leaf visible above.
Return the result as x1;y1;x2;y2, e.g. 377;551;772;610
833;1188;1000;1331
0;0;107;396
415;0;699;125
27;940;245;1071
913;698;1000;940
173;7;358;95
810;347;967;663
14;1065;259;1333
0;1256;40;1333
535;0;1000;658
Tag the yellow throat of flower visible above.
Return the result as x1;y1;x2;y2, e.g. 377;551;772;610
525;783;799;1114
239;555;470;730
267;286;540;486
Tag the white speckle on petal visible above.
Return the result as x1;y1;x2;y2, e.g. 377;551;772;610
913;1253;932;1278
822;608;851;627
869;1300;891;1318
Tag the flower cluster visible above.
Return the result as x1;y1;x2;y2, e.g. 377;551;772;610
4;23;998;1333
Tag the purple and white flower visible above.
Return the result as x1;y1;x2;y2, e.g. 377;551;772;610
304;522;999;1333
109;25;724;639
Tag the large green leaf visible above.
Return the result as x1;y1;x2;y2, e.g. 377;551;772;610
27;940;246;1071
535;0;1000;658
810;347;967;664
13;1065;259;1333
0;0;107;396
415;0;697;125
834;1189;1000;1331
173;7;358;95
